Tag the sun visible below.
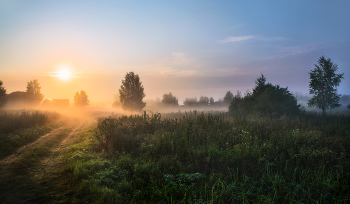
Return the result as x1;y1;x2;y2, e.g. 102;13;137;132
56;69;72;80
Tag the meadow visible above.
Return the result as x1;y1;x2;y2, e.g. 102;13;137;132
0;110;62;158
65;111;350;203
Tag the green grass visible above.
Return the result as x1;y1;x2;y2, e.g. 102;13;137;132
65;111;350;203
0;110;60;133
0;119;83;204
0;110;63;159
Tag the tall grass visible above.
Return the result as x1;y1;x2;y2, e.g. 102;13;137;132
68;111;349;203
0;110;59;133
0;110;61;158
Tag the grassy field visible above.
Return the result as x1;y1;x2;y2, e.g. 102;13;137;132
0;110;63;158
63;111;350;203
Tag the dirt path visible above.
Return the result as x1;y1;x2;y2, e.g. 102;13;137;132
0;119;87;204
0;124;68;165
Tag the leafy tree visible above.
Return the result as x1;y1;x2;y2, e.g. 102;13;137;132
198;96;210;106
0;80;7;107
229;74;300;117
229;90;252;115
26;79;44;102
119;72;146;112
209;97;214;106
74;90;90;107
183;97;197;107
162;92;179;106
308;56;344;115
223;91;234;104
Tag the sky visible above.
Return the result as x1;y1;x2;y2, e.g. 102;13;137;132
1;0;349;106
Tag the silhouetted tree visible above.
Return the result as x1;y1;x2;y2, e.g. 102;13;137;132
229;90;252;115
0;80;6;107
26;79;44;103
229;74;300;117
308;56;344;115
183;97;197;107
119;72;146;112
74;90;90;107
223;91;234;104
209;97;214;106
198;96;210;106
162;92;179;106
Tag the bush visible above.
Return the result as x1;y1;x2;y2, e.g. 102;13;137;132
229;74;300;117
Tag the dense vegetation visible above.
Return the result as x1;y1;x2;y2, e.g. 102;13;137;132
0;110;59;133
66;111;350;203
229;74;300;117
0;110;61;158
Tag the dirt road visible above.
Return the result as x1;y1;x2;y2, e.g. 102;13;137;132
0;119;86;204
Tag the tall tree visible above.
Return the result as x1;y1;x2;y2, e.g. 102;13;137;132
183;97;197;107
26;79;44;102
119;72;146;112
229;74;300;117
73;90;90;107
308;56;344;115
223;91;234;104
0;80;7;107
199;96;210;106
162;92;179;106
209;97;214;106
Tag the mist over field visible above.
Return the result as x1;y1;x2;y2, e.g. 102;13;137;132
1;1;350;203
1;1;349;109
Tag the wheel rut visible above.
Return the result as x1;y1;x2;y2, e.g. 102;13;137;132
0;119;86;204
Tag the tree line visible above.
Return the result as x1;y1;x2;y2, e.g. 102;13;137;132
0;79;90;108
114;56;348;115
0;56;348;114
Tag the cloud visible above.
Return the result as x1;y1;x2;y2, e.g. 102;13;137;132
258;36;286;41
217;35;286;43
216;35;259;43
268;44;317;59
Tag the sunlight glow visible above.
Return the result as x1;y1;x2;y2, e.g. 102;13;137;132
56;68;72;80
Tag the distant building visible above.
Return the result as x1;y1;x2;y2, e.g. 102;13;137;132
53;99;69;106
42;99;69;107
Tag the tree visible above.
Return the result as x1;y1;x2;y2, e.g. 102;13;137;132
0;80;7;107
162;92;179;106
223;91;234;104
209;97;214;106
198;96;210;106
74;90;90;107
308;56;344;115
183;97;197;107
26;79;44;103
229;74;300;117
119;72;146;112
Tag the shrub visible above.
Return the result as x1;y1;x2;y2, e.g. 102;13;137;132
229;74;300;117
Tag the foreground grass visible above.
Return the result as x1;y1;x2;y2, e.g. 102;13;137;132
65;111;349;203
0;110;64;159
0;119;82;204
0;110;60;133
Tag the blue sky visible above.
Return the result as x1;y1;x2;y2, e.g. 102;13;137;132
0;0;349;105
